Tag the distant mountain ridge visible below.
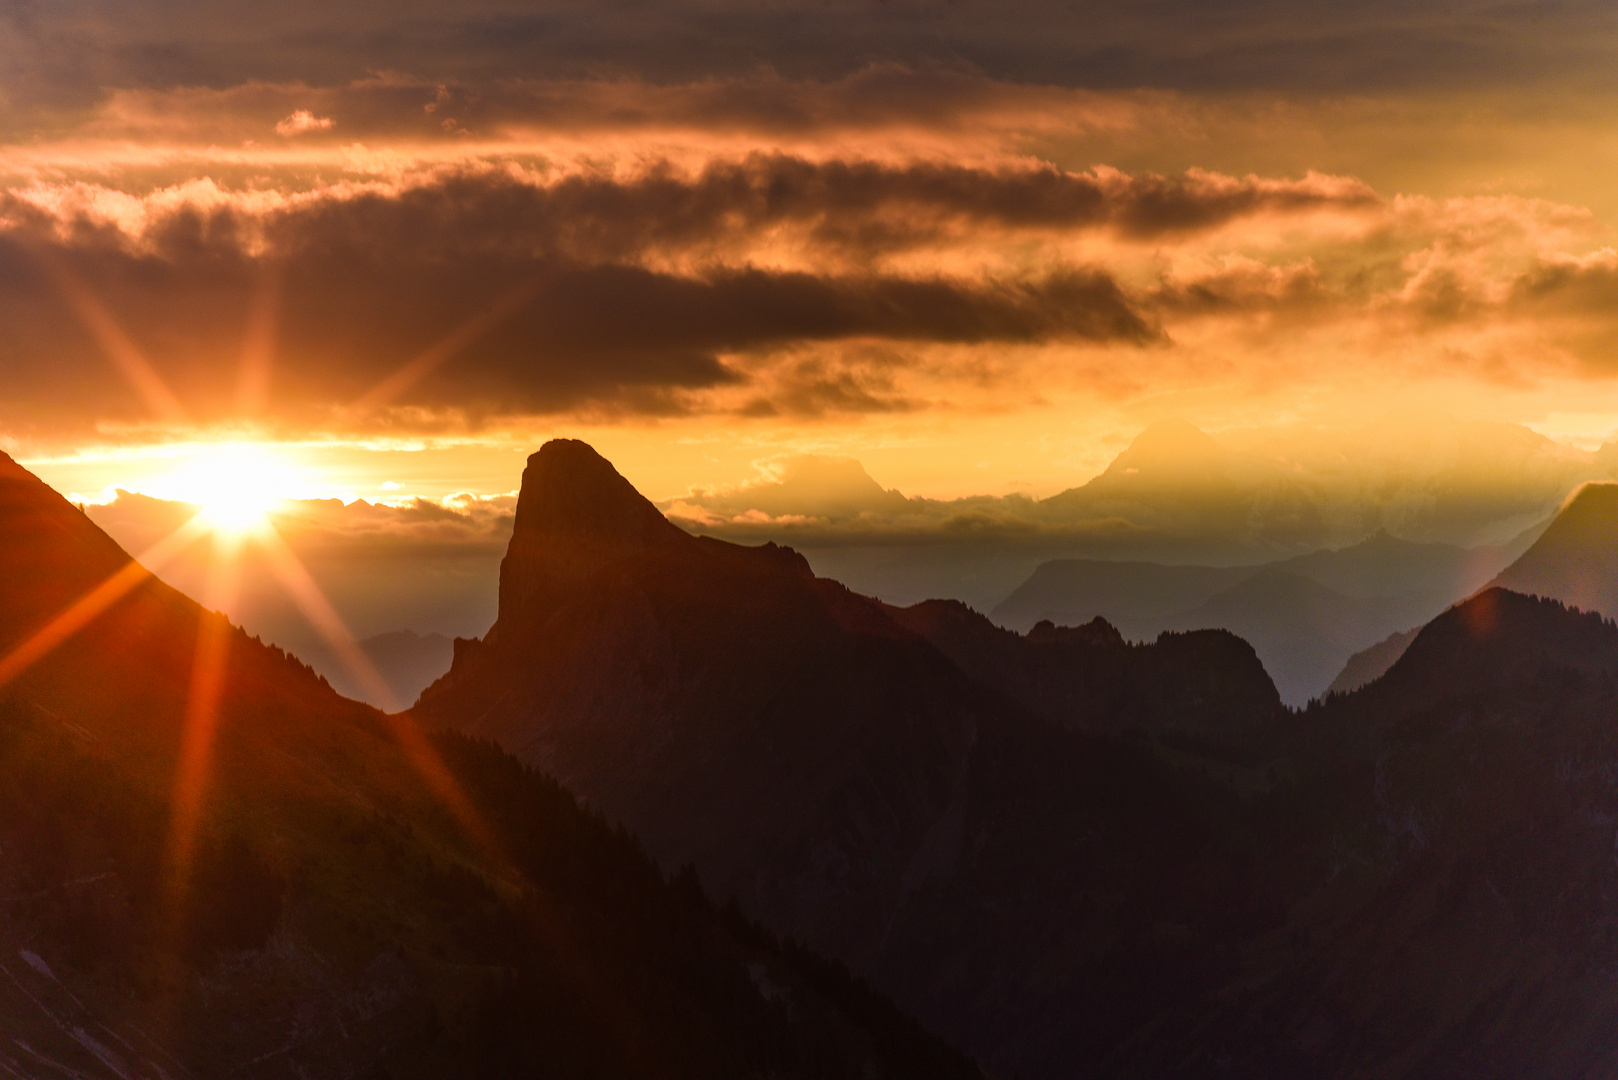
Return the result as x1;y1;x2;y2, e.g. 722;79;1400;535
1327;626;1420;695
886;599;1282;742
993;526;1539;704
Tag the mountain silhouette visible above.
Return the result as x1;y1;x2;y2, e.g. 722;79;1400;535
994;528;1517;703
416;440;1318;1075
1490;481;1618;617
29;435;1618;1078
1356;587;1618;716
887;598;1283;741
0;451;979;1080
414;438;1618;1079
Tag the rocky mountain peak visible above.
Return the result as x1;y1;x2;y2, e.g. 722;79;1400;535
512;439;688;551
495;440;691;623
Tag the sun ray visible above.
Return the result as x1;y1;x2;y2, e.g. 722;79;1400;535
26;244;187;422
350;276;543;415
235;265;281;416
252;524;507;861
252;524;664;1073
0;512;211;692
162;530;246;908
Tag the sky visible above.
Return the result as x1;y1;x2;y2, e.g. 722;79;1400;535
9;1;1618;660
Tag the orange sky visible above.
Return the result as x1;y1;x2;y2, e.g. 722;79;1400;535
9;2;1618;509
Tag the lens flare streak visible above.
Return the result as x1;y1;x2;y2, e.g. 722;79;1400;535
0;512;211;691
28;244;187;422
253;524;505;861
351;276;544;415
163;532;245;903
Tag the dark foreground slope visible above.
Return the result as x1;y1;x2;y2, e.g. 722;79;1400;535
0;451;978;1080
419;440;1618;1080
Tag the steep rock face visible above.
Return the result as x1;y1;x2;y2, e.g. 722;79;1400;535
493;438;691;630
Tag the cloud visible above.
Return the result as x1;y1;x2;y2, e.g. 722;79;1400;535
0;160;1230;433
7;0;1618;128
275;109;334;136
0;139;1613;444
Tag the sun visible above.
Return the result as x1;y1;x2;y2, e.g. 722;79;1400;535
148;444;308;536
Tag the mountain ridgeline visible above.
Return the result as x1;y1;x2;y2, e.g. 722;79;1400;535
0;450;979;1080
420;441;1618;1079
992;526;1536;705
16;437;1618;1079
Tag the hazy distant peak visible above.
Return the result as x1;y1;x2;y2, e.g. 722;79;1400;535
1320;529;1443;560
767;455;895;496
1052;419;1244;505
1102;419;1229;477
1327;626;1419;696
664;453;911;525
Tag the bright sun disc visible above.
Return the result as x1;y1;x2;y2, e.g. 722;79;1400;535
147;444;306;535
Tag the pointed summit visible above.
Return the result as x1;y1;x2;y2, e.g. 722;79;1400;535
512;439;688;550
498;440;690;620
1102;418;1231;481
